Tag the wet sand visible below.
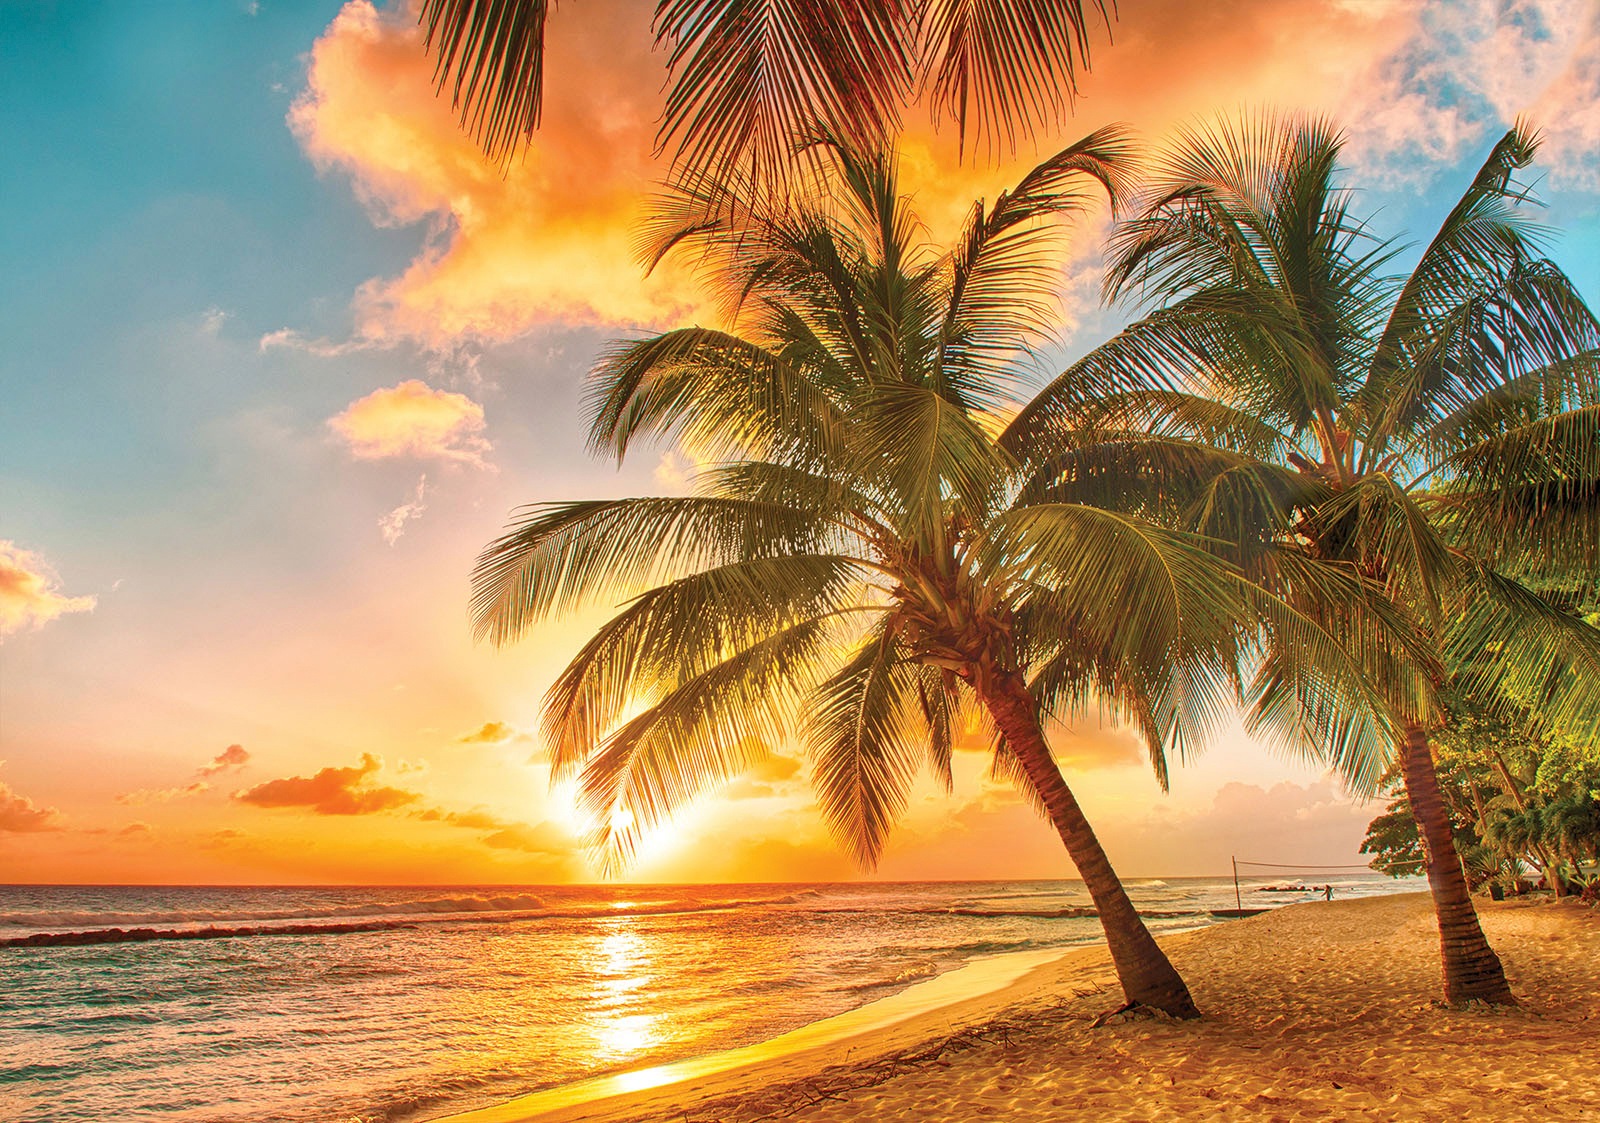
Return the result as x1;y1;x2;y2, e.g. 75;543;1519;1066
435;892;1600;1122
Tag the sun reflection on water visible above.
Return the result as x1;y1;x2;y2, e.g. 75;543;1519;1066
589;921;662;1064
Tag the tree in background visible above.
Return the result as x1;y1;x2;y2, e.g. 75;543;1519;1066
419;0;1116;178
1007;116;1600;1004
1363;693;1600;899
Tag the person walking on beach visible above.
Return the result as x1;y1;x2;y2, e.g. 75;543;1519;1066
1324;886;1333;902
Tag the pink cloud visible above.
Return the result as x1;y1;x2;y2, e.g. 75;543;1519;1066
198;744;251;778
0;541;96;638
329;380;490;465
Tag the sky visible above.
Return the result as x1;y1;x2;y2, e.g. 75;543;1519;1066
3;0;1600;886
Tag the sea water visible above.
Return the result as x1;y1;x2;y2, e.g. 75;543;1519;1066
0;877;1414;1123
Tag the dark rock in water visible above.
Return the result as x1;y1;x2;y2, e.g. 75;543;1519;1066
1;919;415;948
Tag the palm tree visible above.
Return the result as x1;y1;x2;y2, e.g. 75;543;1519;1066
471;131;1395;1018
1008;115;1600;1004
419;0;1114;176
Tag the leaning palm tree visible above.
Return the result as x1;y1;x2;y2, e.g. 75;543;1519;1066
420;0;1114;176
472;131;1396;1018
1009;115;1600;1004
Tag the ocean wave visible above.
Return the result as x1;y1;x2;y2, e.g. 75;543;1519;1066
0;892;843;948
835;961;940;994
0;893;549;932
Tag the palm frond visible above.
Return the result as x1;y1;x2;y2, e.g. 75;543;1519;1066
804;632;930;866
1431;404;1600;575
918;0;1112;158
653;0;915;185
1446;566;1600;743
982;503;1249;763
471;496;827;645
938;126;1135;388
855;381;1012;539
577;616;836;869
1239;552;1424;793
543;554;873;776
1315;474;1455;617
420;0;550;165
586;328;849;467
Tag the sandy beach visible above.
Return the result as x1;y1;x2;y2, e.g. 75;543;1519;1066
440;892;1600;1123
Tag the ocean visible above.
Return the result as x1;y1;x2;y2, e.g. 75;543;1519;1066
1;876;1416;1123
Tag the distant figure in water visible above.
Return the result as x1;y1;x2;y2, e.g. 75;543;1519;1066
1324;885;1333;902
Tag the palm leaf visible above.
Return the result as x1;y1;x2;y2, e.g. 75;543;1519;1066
586;327;849;468
471;496;828;644
652;0;915;184
420;0;550;165
1431;404;1600;575
578;616;836;869
805;632;930;866
1446;566;1600;743
918;0;1112;158
543;554;872;774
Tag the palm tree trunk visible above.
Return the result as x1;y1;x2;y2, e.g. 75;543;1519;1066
1398;720;1516;1005
976;669;1200;1018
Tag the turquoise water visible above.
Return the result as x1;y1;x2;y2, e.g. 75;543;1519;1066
0;876;1415;1122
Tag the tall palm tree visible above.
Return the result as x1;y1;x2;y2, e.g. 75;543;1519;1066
472;131;1395;1018
1008;115;1600;1004
419;0;1114;176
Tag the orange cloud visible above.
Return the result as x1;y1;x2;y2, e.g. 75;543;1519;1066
457;721;522;745
289;0;710;347
482;822;568;854
329;380;490;465
118;744;253;804
117;781;210;806
0;541;95;638
0;777;63;832
235;753;420;815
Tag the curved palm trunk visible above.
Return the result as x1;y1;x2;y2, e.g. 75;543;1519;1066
976;669;1200;1018
1399;721;1516;1005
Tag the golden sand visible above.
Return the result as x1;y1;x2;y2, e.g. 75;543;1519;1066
439;893;1600;1122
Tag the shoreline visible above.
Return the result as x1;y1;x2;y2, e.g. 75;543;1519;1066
427;941;1092;1123
432;892;1600;1122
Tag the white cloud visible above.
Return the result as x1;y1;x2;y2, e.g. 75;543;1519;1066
379;474;429;545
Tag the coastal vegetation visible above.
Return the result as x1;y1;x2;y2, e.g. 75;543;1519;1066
1363;690;1600;900
1010;116;1600;1003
